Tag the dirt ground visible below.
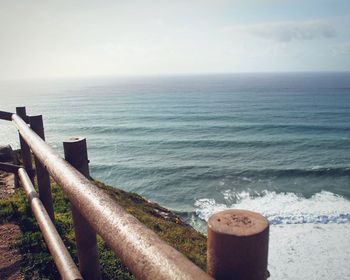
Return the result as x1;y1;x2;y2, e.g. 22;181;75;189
0;171;24;280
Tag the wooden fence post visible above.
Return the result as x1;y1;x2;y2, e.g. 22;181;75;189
29;115;55;222
63;137;101;280
15;107;34;183
207;209;269;280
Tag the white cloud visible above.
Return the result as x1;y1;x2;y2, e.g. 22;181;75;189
231;20;337;42
332;42;350;55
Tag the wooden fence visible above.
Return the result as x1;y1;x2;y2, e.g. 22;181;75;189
0;107;269;280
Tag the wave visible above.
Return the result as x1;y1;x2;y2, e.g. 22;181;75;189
62;122;350;135
194;190;350;225
92;163;350;179
236;167;350;178
86;138;350;152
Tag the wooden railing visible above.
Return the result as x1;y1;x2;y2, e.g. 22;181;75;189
0;107;269;280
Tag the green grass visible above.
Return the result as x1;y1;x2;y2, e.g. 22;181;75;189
0;177;207;279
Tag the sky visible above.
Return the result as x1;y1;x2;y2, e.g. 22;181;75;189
1;0;350;80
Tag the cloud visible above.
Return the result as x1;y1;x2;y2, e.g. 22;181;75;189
231;20;337;42
331;43;350;56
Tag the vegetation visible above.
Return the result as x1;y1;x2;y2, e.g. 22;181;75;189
0;177;207;279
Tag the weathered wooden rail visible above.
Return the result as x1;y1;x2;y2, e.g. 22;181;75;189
0;107;269;280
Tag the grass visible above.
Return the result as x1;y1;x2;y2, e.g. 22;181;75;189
0;174;207;279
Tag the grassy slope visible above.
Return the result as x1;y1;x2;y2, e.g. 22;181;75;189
0;177;207;279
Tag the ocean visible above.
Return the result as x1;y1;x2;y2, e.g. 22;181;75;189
1;72;350;279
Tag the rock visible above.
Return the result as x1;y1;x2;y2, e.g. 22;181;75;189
0;145;16;163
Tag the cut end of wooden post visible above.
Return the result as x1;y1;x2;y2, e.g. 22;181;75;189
208;209;268;237
64;137;84;143
208;209;269;280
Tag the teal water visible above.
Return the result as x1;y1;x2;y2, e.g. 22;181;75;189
1;73;350;279
1;73;350;212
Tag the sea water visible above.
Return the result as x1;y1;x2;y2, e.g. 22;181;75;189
1;73;350;279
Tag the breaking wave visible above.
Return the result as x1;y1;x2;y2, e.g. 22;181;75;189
194;190;350;225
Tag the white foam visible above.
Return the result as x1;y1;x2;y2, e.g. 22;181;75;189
269;224;350;280
195;190;350;224
194;190;350;280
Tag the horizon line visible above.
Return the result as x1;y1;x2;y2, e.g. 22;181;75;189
2;70;350;83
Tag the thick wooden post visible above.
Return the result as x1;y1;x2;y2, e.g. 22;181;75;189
15;107;34;183
63;137;101;280
29;115;55;222
207;209;269;280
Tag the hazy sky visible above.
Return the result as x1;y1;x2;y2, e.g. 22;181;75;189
1;0;350;80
